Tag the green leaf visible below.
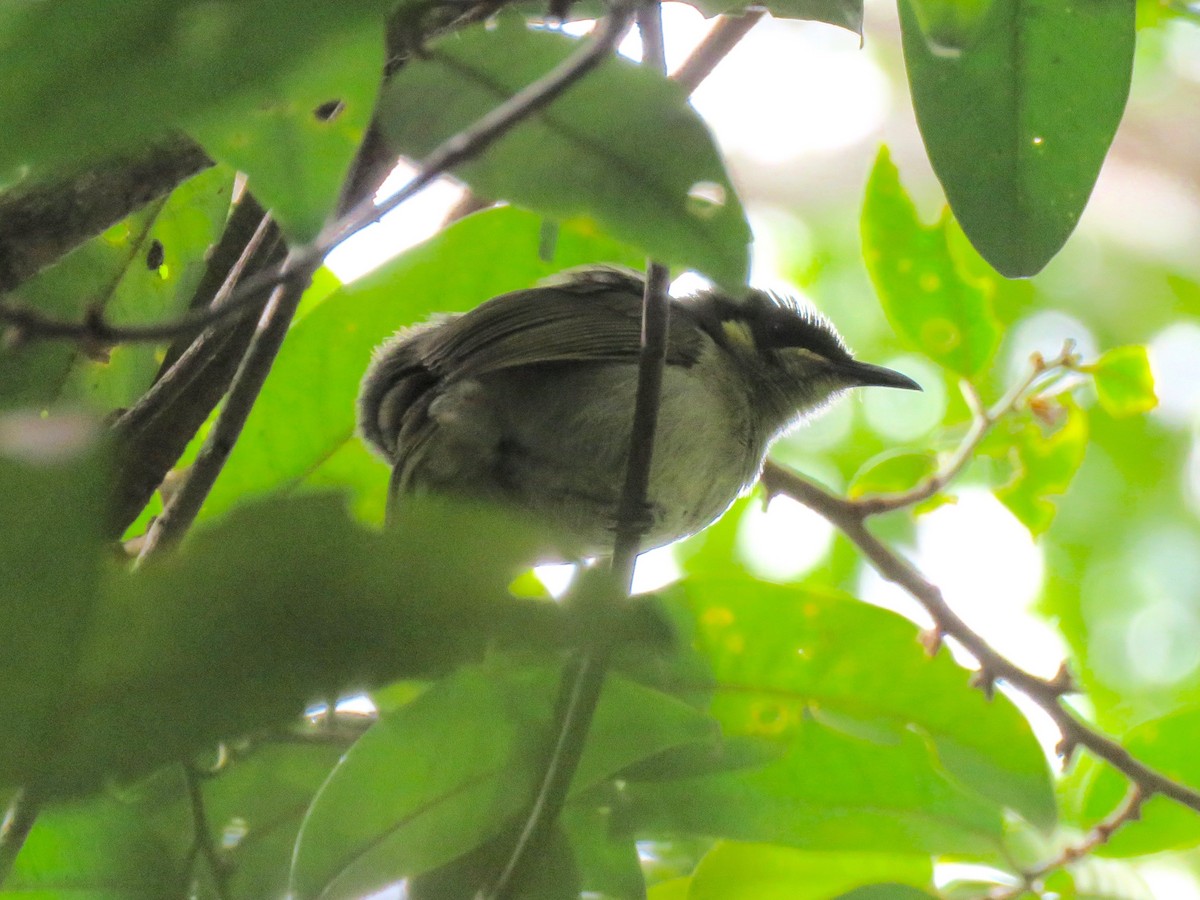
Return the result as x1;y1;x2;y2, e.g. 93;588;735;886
1079;708;1200;856
623;577;1055;855
376;16;751;288
290;666;715;899
199;206;643;523
681;577;1055;826
3;793;179;898
993;396;1088;535
905;0;993;51
4;493;601;797
688;843;933;900
0;1;394;187
0;411;107;788
898;0;1135;276
0;166;234;413
848;450;937;499
861;147;1001;379
837;886;939;900
1087;345;1157;418
189;26;383;242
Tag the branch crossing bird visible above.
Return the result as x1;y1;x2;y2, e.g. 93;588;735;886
358;265;920;554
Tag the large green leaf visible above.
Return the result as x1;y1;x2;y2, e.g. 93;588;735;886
199;206;643;523
861;147;1001;379
0;166;234;413
0;1;394;191
376;16;751;287
2;793;179;899
622;576;1055;853
899;0;1135;276
1078;708;1200;856
189;23;384;241
290;666;715;899
1;492;603;797
0;412;107;789
687;843;933;900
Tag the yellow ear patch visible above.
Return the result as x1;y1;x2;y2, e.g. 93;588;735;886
721;318;756;348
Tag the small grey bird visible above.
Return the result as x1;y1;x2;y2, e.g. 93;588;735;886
358;266;919;555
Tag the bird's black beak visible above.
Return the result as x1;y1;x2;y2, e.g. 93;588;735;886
841;360;923;392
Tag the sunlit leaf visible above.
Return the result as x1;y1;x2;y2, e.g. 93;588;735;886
848;450;937;499
686;0;863;33
688;843;933;900
0;166;234;413
992;396;1088;535
861;147;1001;379
1087;345;1157;419
899;0;1135;276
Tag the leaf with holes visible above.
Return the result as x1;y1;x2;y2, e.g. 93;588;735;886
376;15;751;288
861;147;1001;380
1087;345;1157;419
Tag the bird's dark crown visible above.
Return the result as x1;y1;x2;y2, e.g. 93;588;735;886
693;288;851;363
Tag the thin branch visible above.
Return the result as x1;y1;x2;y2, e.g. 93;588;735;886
854;343;1080;516
135;250;316;557
763;353;1200;819
112;212;275;438
184;765;231;900
0;789;40;887
671;9;765;94
990;786;1145;899
482;7;672;897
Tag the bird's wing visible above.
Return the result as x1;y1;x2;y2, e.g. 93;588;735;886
417;268;706;376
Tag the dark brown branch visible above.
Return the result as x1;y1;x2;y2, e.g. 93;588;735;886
0;137;211;294
135;249;317;556
106;200;284;540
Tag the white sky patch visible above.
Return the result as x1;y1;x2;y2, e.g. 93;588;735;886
1005;310;1098;383
1148;320;1200;427
858;488;1062;677
737;493;834;582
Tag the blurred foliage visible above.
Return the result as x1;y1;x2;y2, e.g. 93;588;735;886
0;0;1198;897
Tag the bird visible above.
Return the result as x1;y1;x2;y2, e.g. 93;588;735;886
358;265;920;555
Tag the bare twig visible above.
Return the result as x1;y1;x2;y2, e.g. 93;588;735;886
854;343;1080;516
0;789;40;887
989;786;1145;899
671;9;765;94
482;8;667;895
184;765;231;900
764;347;1200;826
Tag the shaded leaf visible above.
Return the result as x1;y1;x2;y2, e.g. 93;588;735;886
376;16;751;287
848;450;937;499
189;26;383;242
2;492;623;797
0;166;234;413
1087;345;1157;419
898;0;1135;276
0;1;394;186
290;666;714;899
861;147;1001;379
